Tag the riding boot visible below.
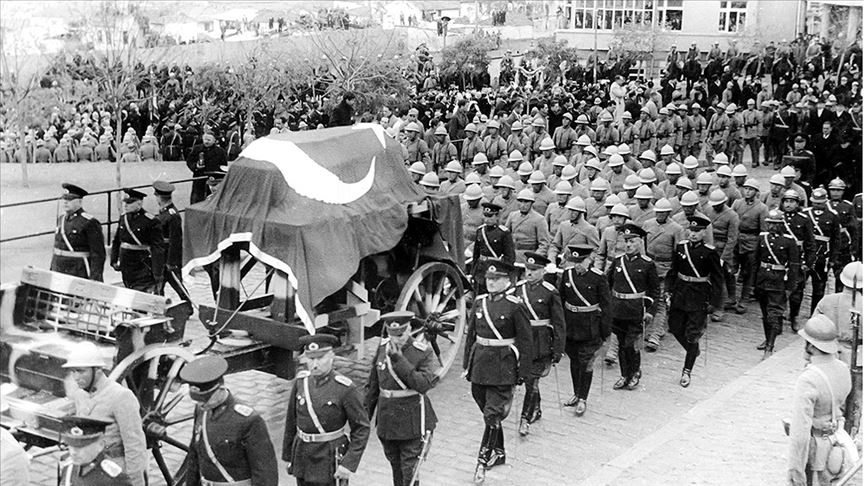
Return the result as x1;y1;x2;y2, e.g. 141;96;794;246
490;426;506;467
520;380;534;422
477;425;491;465
529;389;542;423
762;328;777;360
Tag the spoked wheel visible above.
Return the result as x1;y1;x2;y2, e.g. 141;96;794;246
109;345;196;486
396;262;467;378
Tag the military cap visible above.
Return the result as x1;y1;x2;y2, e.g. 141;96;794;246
603;145;619;157
575;114;589;124
481;201;503;213
298;334;340;357
523;252;550;269
798;314;839;354
555;181;574;195
487;120;501;129
511;121;524;131
781;189;800;201
495;175;516;189
434;126;448;136
539;137;555;151
811;187;828;202
638;168;657;184
379;311;415;335
122;187;147;202
444;161;463;173
61;416;112;447
687;215;711;230
473;153;489;165
590;178;609;192
654;198;673;212
516;188;535;202
680;190;699;206
489;166;505;177
622;111;632;119
608;154;625;167
828;178;846;190
508;150;524;162
517;161;534;176
584;145;599;157
619;223;646;239
731;164;748;177
485;259;515;278
691;102;702;110
716;165;733;177
153;180;175;196
562;112;573;120
682;156;699;170
180;355;228;390
623;174;641;190
206;170;227;185
420;172;440;188
665;162;682;176
743;178;761;190
61;182;88;200
725;103;736;113
409;161;427;175
576;134;591;146
618;143;631;155
465;123;478;133
529;171;547;185
769;174;786;186
567;244;594;260
659;107;670;116
765;209;784;223
405;122;421;133
552;155;568;167
585;158;603;171
532;116;546;127
640;150;657;163
610;203;630;218
635;185;653;199
709;189;728;205
464;184;483;200
566;196;586;212
604;194;621;207
696;172;714;185
780;165;796;178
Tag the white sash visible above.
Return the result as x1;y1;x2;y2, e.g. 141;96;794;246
201;410;236;482
683;242;702;278
568;271;593;307
302;377;326;434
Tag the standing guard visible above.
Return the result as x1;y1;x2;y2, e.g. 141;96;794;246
152;181;187;300
607;224;659;390
283;335;370;486
51;183;106;282
110;188;164;293
559;244;611;416
515;253;564;436
182;356;278;486
470;202;516;294
463;260;533;484
365;312;439;486
664;216;724;387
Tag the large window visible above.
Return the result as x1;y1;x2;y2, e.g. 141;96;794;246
656;0;683;31
719;1;747;32
567;0;682;31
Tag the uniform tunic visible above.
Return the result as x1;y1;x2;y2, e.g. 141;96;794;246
471;224;516;277
187;393;278;486
558;267;611;343
515;280;565;374
58;452;132;486
483;135;508;166
51;208;106;281
155;203;182;269
461;202;484;248
464;292;533;386
607;254;660;323
110;209;164;292
732;198;768;253
595;225;626;271
282;371;370;483
548;219;600;263
708;206;740;266
665;241;724;342
505;210;550;260
530;186;556;217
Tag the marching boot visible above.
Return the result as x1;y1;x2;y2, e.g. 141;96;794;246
680;369;691;388
762;330;776;360
489;427;506;467
529;390;542;424
477;425;491;465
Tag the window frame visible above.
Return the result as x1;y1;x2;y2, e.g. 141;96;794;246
718;0;747;33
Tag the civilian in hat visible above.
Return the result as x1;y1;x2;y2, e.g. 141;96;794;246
110;188;165;293
181;356;278;486
63;342;146;485
365;311;440;486
664;216;723;387
464;259;533;483
51;183;106;281
152;180;188;300
58;416;132;485
607;223;659;391
515;252;564;436
559;244;610;416
470;201;515;294
187;130;228;204
283;334;370;485
787;315;851;486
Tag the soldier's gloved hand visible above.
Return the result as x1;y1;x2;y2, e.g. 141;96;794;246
334;465;352;480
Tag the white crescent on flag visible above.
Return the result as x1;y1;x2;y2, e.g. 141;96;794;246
239;137;376;205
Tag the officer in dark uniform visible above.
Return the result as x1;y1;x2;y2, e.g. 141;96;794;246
181;355;278;486
559;244;610;417
514;252;564;436
51;183;106;281
58;416;132;486
283;335;370;486
471;202;516;294
110;188;164;293
187;130;228;204
804;188;841;315
751;209;801;357
780;189;815;331
607;223;659;391
827;178;856;290
365;312;439;486
664;216;724;388
463;260;532;483
152;181;188;300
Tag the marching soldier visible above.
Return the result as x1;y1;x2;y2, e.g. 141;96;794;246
607;224;659;390
283;335;371;486
461;124;485;167
182;356;278;486
471;201;516;294
548;197;600;265
403;123;431;170
731;178;768;309
463;260;533;484
552;113;578;159
752;209;801;357
58;416;132;486
110;188;165;293
687;103;707;158
505;189;550;262
664;216;724;387
462;184;485;250
643;198;685;351
654;108;675;152
633;107;656;155
706;103;732;165
803;188;841;315
515;253;565;435
780;190;815;331
559;244;611;416
51;183;106;282
365;312;439;486
827;178;856;291
152;181;187;300
706;190;740;320
483;120;508;167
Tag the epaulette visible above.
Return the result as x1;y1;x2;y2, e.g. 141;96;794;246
295;370;311;379
412;340;428;351
514;279;527;287
334;374;353;387
234;404;253;417
380;337;391;345
80;212;94;220
499;225;508;232
100;459;122;477
505;287;516;294
640;255;652;262
542;281;556;291
705;244;716;250
505;294;522;304
590;267;603;275
143;212;154;219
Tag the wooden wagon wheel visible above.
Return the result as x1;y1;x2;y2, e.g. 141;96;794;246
395;262;467;378
108;345;196;486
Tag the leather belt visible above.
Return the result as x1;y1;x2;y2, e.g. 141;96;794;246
380;389;419;398
476;336;516;346
761;263;786;271
740;228;761;235
564;301;600;313
814;235;830;242
54;249;89;258
529;319;551;327
296;424;349;443
120;242;150;251
678;274;710;283
201;479;252;486
612;290;645;300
